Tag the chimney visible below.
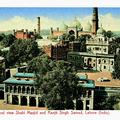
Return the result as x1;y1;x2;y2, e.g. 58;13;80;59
37;17;40;34
92;7;99;35
34;29;37;34
57;27;59;31
50;27;53;35
26;29;28;34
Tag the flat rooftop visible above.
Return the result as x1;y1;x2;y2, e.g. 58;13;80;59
3;78;35;85
13;72;35;78
78;71;120;88
68;52;114;58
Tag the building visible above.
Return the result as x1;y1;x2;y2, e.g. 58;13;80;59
13;17;41;40
43;43;68;60
67;8;114;72
81;71;120;109
3;72;45;107
0;56;6;82
50;8;98;39
76;73;95;110
3;72;95;110
13;29;36;40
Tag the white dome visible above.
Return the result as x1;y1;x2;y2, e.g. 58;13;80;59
70;18;82;29
97;24;106;35
84;22;92;32
60;22;68;31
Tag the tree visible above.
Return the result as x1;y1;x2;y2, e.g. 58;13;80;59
38;61;79;110
7;39;40;66
28;54;52;74
0;33;5;42
112;53;120;79
2;34;16;47
109;37;120;54
103;30;114;38
28;57;79;110
78;34;91;52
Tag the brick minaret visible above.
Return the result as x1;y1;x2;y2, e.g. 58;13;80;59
92;7;99;35
37;17;40;34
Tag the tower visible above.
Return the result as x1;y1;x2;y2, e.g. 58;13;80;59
92;7;99;35
37;17;40;34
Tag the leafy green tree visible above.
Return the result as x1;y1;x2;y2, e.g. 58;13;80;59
7;39;40;66
0;33;5;42
28;57;79;110
78;34;91;52
38;61;78;110
109;37;120;54
112;53;120;79
103;30;114;38
28;54;52;74
2;34;16;47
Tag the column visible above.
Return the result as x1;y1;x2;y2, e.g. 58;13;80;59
12;86;14;93
9;94;12;104
18;94;21;105
16;86;18;93
89;90;94;110
25;86;27;94
86;90;88;98
4;93;7;103
36;96;39;107
27;95;29;106
83;99;86;110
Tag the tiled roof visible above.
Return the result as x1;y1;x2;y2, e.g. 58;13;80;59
13;73;35;78
3;77;36;85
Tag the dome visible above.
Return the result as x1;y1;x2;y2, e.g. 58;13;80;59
83;22;92;32
60;22;68;31
97;24;106;35
70;18;82;29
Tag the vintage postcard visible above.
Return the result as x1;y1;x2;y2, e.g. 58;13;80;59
0;1;120;120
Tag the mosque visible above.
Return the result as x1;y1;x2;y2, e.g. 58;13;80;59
67;8;115;72
50;8;98;39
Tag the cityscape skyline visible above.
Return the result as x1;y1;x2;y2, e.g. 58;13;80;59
0;7;120;31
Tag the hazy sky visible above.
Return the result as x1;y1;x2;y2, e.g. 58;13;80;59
0;7;120;31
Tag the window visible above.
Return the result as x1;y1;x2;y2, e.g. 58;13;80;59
95;47;99;50
93;63;95;67
104;66;106;69
104;60;106;63
98;59;101;64
111;61;114;65
104;48;106;52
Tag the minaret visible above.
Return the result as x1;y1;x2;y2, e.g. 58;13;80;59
37;17;40;34
92;7;99;35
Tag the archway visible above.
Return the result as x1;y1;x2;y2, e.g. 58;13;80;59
21;96;27;106
14;86;17;93
0;90;4;99
31;87;34;94
12;95;19;105
29;97;36;106
76;100;83;110
18;86;21;93
10;86;12;92
27;87;30;94
87;58;92;67
38;98;45;107
69;30;75;35
22;86;25;94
